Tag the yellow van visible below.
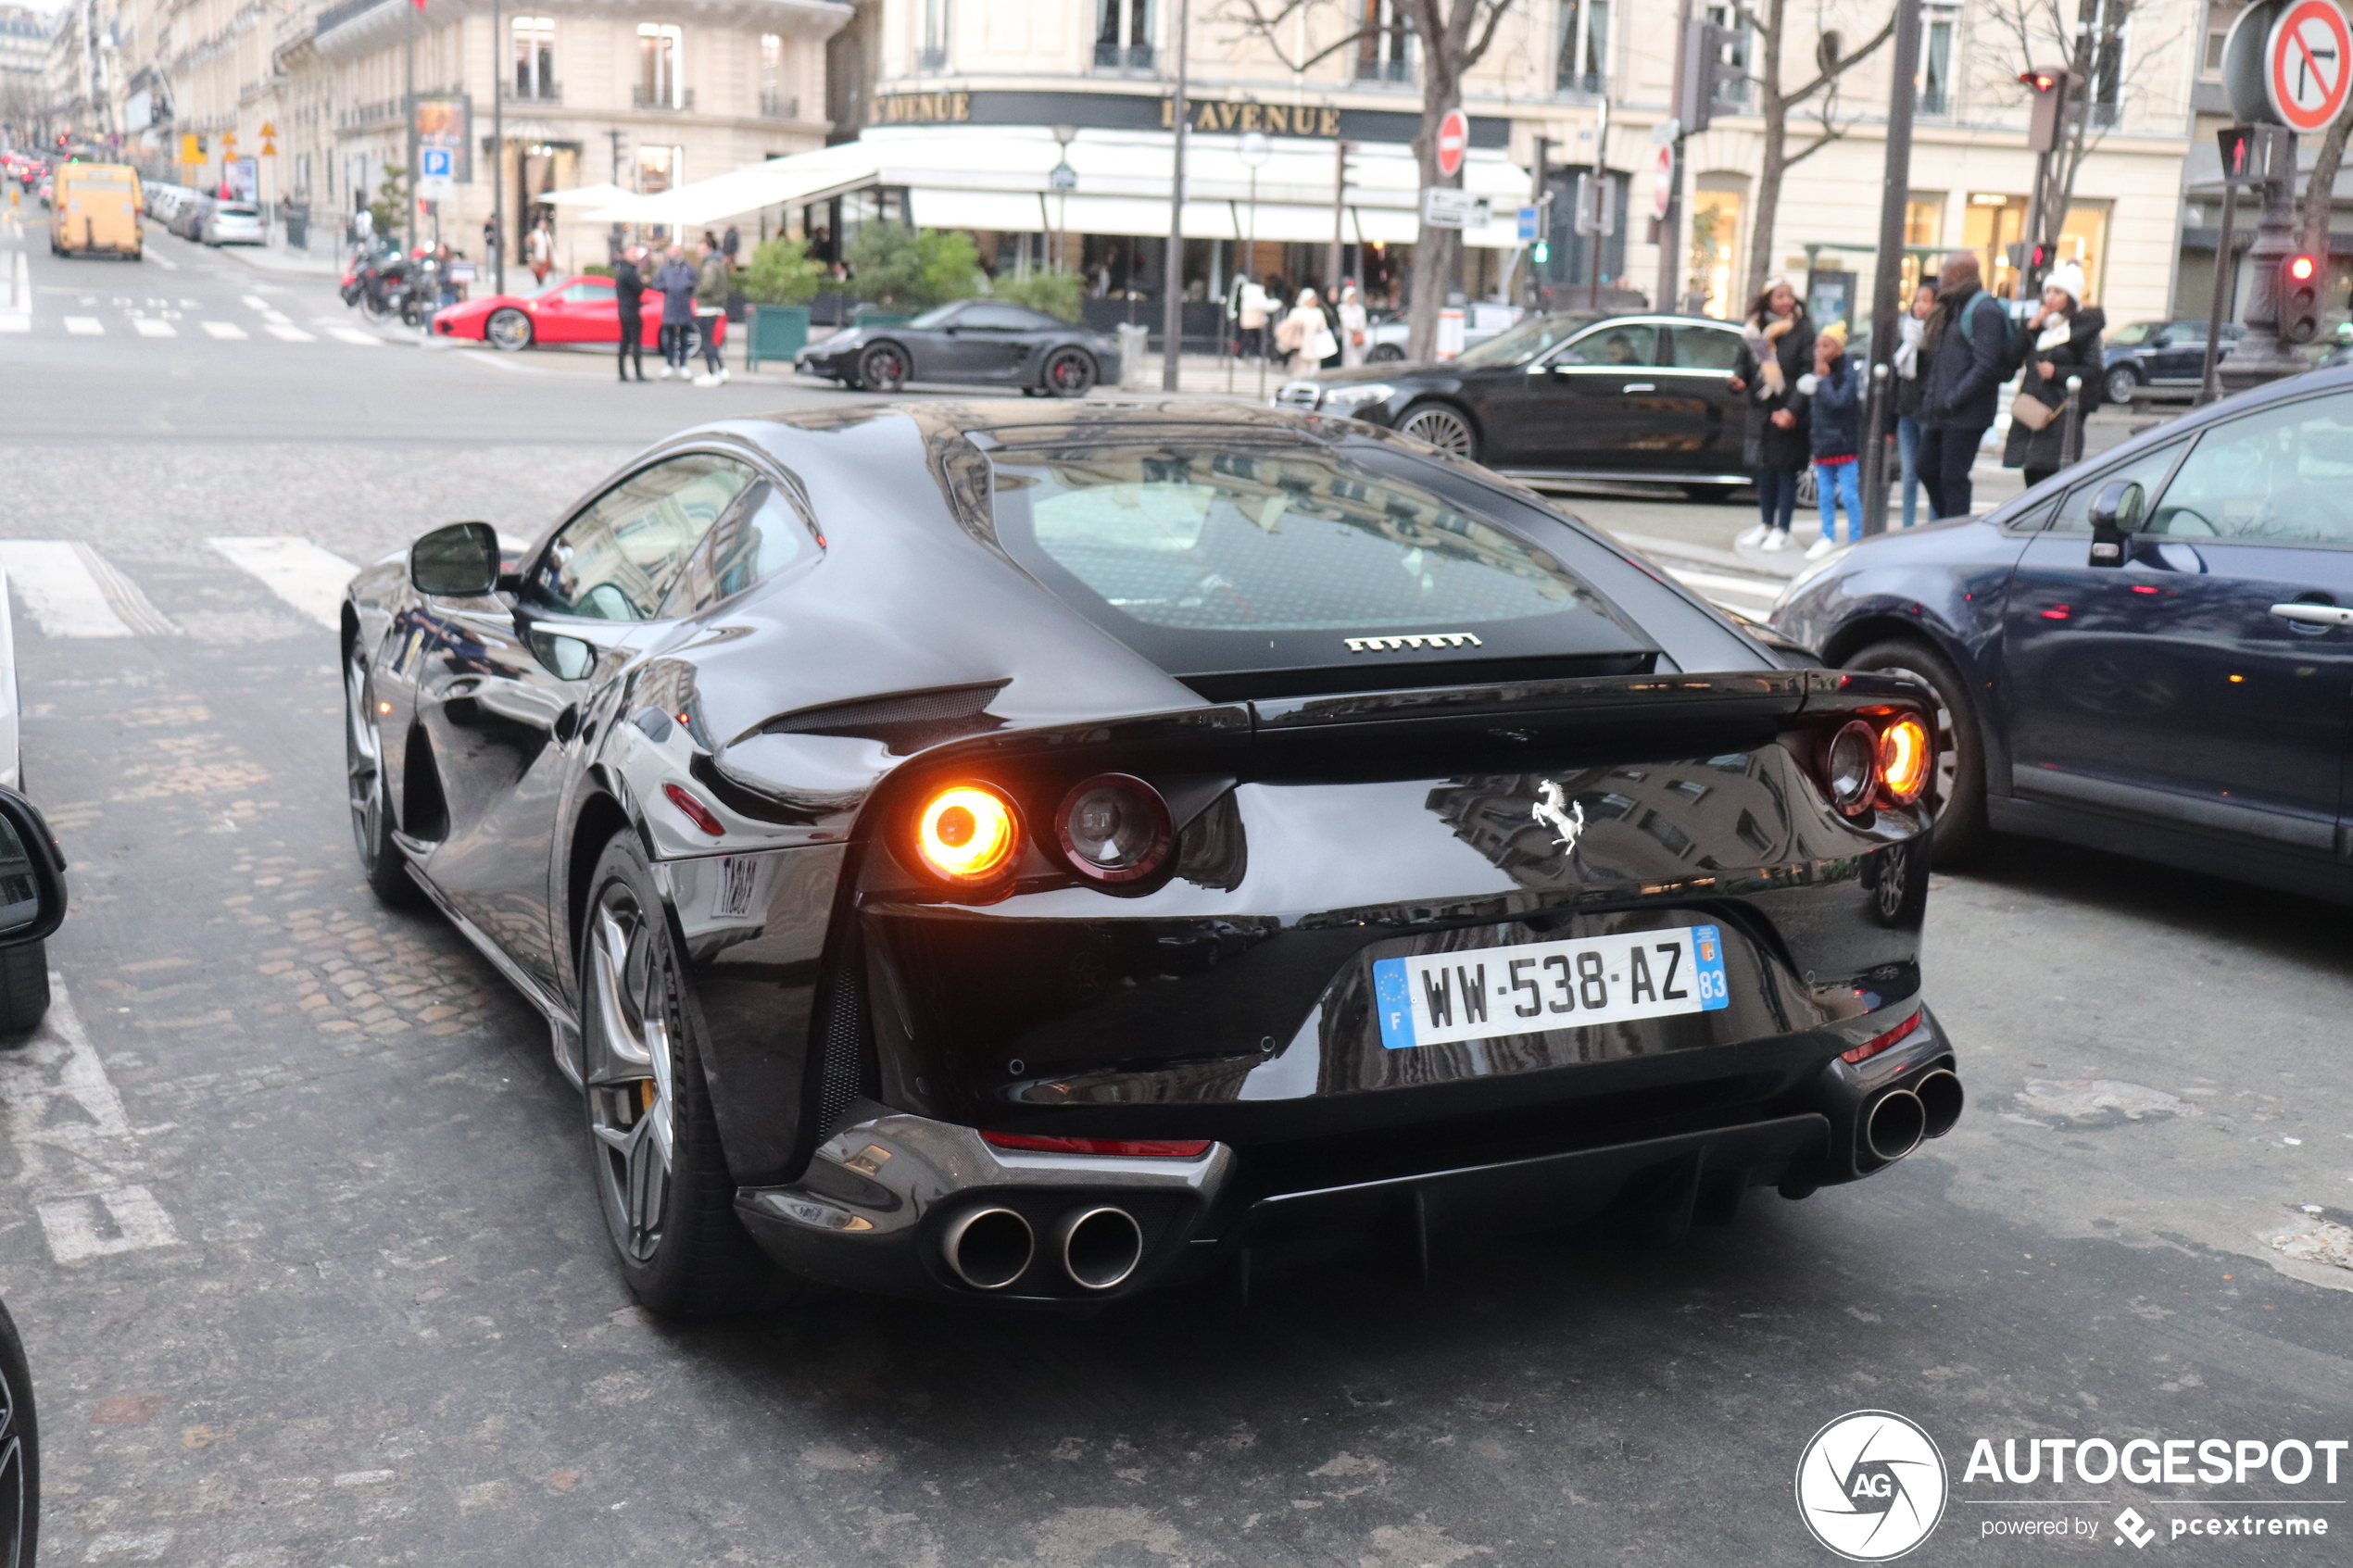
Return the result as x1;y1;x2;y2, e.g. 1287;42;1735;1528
50;163;143;260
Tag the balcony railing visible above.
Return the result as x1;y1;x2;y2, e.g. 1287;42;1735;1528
505;80;561;105
1554;67;1603;94
1358;56;1414;83
632;84;693;110
915;46;947;71
759;89;799;119
1093;42;1153;70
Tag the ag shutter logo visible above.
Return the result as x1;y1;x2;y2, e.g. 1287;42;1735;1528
1795;1411;1949;1562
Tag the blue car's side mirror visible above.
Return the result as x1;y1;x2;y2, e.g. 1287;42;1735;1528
2087;480;2145;568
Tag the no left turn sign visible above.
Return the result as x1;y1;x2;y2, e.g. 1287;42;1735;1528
1435;108;1468;179
2268;0;2353;132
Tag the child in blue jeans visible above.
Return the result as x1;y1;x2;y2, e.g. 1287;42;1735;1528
1793;325;1863;559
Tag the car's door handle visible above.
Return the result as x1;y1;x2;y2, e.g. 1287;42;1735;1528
2270;602;2353;626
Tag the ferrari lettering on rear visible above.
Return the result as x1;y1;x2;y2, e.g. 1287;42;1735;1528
1372;927;1730;1049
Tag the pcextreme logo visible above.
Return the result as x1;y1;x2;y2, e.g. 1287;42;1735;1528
1795;1410;1951;1562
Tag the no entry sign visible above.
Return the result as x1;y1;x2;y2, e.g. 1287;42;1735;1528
2268;0;2353;132
1435;108;1468;178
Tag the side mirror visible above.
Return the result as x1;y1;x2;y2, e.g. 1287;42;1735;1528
410;521;501;596
525;627;594;681
2087;480;2145;568
0;787;69;948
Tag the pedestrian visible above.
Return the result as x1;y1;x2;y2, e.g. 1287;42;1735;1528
526;217;553;286
1280;287;1337;376
611;244;648;383
653;244;699;379
693;241;731;385
2001;260;2105;490
1917;250;2011;520
1236;273;1270;359
1793;323;1862;558
1891;282;1934;529
722;223;740;268
434;243;459;310
1730;277;1816;553
482;216;499;274
1315;287;1343;370
1337;282;1368;369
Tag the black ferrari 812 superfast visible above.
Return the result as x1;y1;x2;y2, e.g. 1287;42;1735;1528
340;402;1958;1313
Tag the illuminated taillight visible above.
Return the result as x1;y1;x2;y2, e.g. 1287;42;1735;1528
662;783;724;836
1842;1009;1923;1065
1879;714;1933;805
1054;773;1173;884
912;783;1020;884
1822;721;1880;817
981;1132;1211;1159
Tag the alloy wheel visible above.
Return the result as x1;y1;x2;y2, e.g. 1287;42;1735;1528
1044;347;1096;396
344;659;385;868
485;307;532;351
858;344;907;393
585;884;675;1264
1399;405;1476;458
2106;366;2139;406
1879;663;1960;822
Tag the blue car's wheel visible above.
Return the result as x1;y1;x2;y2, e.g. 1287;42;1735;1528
1846;637;1987;866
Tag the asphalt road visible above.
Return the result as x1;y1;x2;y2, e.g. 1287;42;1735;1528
0;212;2347;1567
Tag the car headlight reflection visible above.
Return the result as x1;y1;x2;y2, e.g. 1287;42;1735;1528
1317;383;1395;414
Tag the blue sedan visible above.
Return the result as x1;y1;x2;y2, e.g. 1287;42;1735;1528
1772;365;2353;902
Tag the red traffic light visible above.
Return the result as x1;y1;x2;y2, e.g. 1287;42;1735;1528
2287;254;2319;283
2019;70;2059;92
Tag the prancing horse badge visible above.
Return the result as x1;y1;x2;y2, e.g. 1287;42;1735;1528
1533;780;1586;857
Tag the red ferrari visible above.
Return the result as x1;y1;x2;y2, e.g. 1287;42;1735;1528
430;273;727;353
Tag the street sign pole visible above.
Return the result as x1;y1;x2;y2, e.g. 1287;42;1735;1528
1860;0;1922;536
1160;0;1189;393
2200;163;2241;405
405;0;418;259
1586;96;1610;310
492;0;505;295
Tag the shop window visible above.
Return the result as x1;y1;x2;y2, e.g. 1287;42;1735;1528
1554;0;1607;94
1962;192;2027;295
1359;0;1414;83
637;144;684;196
1096;0;1151;71
1689;178;1743;318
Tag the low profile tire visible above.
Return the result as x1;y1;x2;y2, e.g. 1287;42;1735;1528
580;832;803;1316
1043;346;1098;397
0;1298;39;1567
1368;343;1406;362
1397;402;1479;461
344;658;422;907
485;307;534;351
2105;365;2140;406
1845;636;1989;868
0;943;49;1037
856;342;909;393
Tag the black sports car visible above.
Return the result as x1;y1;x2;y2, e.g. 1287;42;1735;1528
794;300;1121;396
340;401;1957;1314
1274;311;1754;496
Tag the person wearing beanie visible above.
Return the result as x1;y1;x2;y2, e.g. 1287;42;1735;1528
1918;251;2011;518
2002;259;2106;488
1791;322;1863;558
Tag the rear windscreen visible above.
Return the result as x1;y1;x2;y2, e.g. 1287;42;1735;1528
986;438;1659;696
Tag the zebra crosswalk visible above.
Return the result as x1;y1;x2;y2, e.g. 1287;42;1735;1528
0;537;359;639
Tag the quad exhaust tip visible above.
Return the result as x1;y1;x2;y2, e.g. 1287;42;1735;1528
1864;1088;1926;1164
942;1206;1034;1291
1056;1206;1144;1292
1915;1069;1964;1140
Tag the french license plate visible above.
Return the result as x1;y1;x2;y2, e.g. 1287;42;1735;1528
1371;925;1730;1050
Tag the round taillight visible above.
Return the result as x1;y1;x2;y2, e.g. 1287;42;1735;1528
1824;721;1880;817
1055;774;1173;884
1879;715;1933;805
912;784;1020;884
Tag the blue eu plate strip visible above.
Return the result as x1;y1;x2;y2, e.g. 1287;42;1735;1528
1372;957;1417;1050
1691;924;1731;1011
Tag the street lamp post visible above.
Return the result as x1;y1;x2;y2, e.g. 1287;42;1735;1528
1050;123;1076;274
1239;130;1268;400
491;0;505;295
1160;0;1190;393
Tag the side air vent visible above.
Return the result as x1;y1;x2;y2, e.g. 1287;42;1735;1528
760;682;1011;756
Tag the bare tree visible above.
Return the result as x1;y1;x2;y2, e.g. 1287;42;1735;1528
1734;0;1898;306
1217;0;1513;360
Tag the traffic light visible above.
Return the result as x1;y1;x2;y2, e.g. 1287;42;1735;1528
2281;252;2322;345
1532;239;1550;264
2020;66;2075;154
2005;240;2051;274
1680;17;1746;135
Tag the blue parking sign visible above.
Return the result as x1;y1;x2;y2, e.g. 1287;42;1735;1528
420;147;454;181
1516;204;1539;242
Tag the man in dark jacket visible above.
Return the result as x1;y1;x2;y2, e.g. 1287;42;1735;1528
652;244;700;380
1918;251;2011;519
611;245;648;383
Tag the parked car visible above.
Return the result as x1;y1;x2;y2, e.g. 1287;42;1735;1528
429;272;727;354
1364;301;1528;362
2102;319;2242;404
168;194;211;241
794;300;1119;395
341;400;1954;1316
1773;363;2353;901
200;200;265;246
1276;311;1752;497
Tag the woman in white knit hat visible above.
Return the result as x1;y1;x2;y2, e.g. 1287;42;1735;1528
2001;259;2106;489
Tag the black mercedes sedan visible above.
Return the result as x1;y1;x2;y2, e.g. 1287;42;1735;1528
341;401;1956;1315
794;299;1121;395
1274;311;1753;496
1772;364;2353;902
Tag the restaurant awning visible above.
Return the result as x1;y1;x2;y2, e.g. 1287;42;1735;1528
562;125;1533;248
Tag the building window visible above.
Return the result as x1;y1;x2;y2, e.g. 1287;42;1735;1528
760;33;794;118
2202;24;2228;78
1096;0;1151;71
1703;3;1752;105
922;0;953;71
636;23;684;110
1554;0;1605;94
638;144;684;194
1360;0;1414;83
2091;24;2126;127
511;16;555;103
1918;6;1955;117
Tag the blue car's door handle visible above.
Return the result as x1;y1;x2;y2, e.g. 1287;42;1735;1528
2269;602;2353;627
